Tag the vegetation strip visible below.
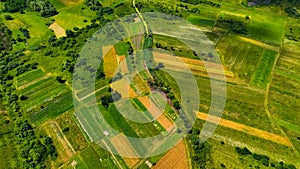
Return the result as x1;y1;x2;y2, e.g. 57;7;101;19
196;112;292;146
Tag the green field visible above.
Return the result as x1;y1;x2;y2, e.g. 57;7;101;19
1;0;300;168
19;77;70;111
251;49;277;88
216;34;264;83
63;145;122;169
29;92;73;125
16;68;46;87
188;15;215;27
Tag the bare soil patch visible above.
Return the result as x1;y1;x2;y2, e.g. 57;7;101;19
49;22;66;38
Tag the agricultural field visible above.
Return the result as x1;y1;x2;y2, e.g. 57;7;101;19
1;0;300;168
153;140;189;169
15;68;47;87
103;46;119;78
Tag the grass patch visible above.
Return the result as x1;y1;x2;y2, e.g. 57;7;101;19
251;50;277;89
216;34;264;82
188;15;215;27
115;41;131;56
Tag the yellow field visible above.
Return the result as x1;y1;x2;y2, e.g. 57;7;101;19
196;112;292;146
103;46;118;78
110;133;140;168
49;22;66;38
60;0;83;6
132;73;150;95
238;36;280;52
110;79;137;99
153;140;189;169
153;52;239;83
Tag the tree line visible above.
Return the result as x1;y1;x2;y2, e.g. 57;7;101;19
0;46;57;168
3;0;58;17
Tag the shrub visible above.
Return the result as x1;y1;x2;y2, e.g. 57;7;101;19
4;15;14;20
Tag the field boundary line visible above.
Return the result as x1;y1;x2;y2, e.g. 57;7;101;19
100;140;124;169
51;121;76;155
196;112;292;146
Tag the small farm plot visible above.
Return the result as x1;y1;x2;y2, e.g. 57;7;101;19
150;92;178;121
42;121;75;165
115;98;153;123
110;79;137;99
16;68;46;87
251;49;277;88
115;41;132;56
188;15;215;27
76;78;110;100
63;145;115;169
100;104;162;138
56;112;88;152
110;133;141;168
29;92;74;125
51;4;94;30
49;22;66;38
18;77;70;111
131;73;150;95
118;55;129;74
138;96;174;131
196;112;291;146
216;34;264;83
153;140;189;169
211;122;300;166
153;52;236;83
268;43;300;129
247;13;286;46
268;74;300;128
103;46;119;78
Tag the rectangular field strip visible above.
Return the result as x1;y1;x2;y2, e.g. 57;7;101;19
16;68;46;87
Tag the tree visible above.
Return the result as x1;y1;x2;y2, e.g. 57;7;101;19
4;15;14;20
20;28;30;39
66;29;74;38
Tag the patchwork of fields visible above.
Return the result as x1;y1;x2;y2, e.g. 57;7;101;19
2;0;299;168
